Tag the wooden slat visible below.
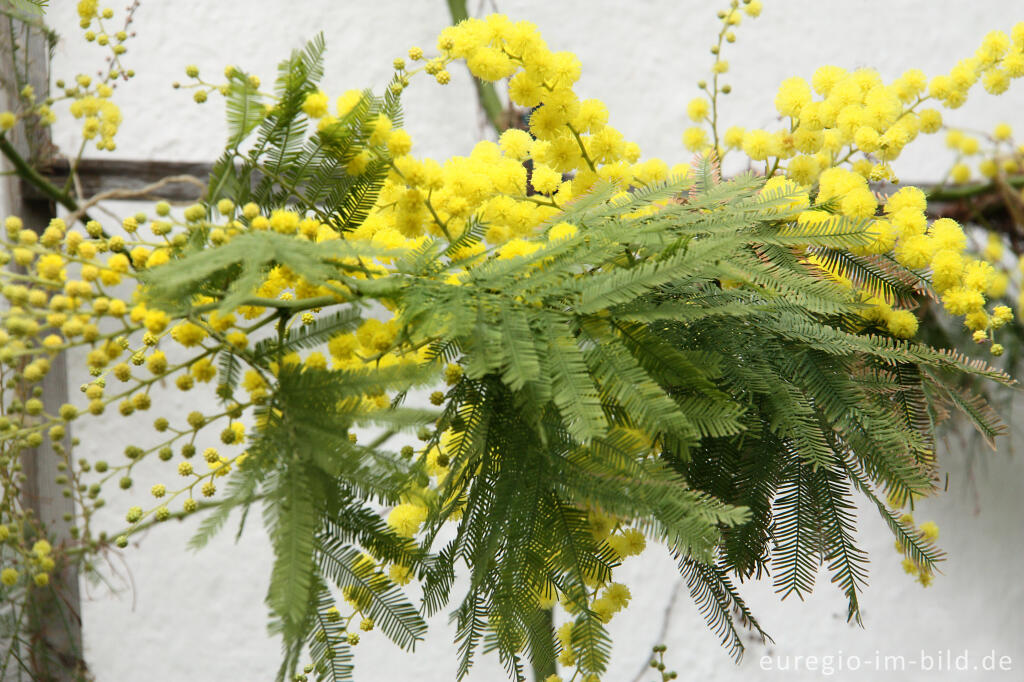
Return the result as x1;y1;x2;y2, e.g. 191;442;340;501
29;157;213;202
2;19;85;682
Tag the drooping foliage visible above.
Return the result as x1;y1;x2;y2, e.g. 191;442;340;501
0;10;1018;682
127;36;1014;681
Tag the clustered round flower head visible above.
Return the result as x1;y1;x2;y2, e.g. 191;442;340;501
1;3;136;151
944;122;1024;183
355;12;690;253
711;21;1024;352
888;503;941;588
932;121;1024;345
716;25;1024;181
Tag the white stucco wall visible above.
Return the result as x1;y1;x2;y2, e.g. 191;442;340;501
7;1;1024;680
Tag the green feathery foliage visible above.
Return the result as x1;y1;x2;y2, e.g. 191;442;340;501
135;37;1012;682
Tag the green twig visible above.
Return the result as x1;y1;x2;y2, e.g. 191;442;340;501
0;133;74;209
925;174;1024;202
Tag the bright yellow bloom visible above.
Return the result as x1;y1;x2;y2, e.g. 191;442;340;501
301;90;329;119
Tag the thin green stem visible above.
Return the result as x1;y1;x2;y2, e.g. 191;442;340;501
566;123;597;173
926;174;1024;202
0;134;76;211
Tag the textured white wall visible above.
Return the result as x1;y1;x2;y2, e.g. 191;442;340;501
15;1;1024;680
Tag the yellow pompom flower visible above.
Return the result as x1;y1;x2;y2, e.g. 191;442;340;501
774;77;812;117
387;129;413;157
839;188;877;221
983;68;1010;95
301;90;329;119
143;309;170;333
959;136;980;155
269;209;300;234
348;149;372;175
548;221;578;242
107;252;130;273
682;126;708;151
786;155;820;185
226;330;249;349
497;238;544;260
942;286;985;315
531;165;562;195
147;350;168;375
919;521;939;542
885;186;927;215
811;65;847;96
389;564;413;585
929;218;966;251
170;321;207;347
890;208;926;237
723;126;745;149
931;249;964;292
242;369;269;399
963;260;995;291
575;98;608;133
386;503;427;537
1;568;18;586
992;305;1014;327
36;254;66;282
499;129;532;160
686;97;710;122
918;108;942;134
742;129;775;160
792;127;823;154
328;333;358;360
987;272;1009;299
885;310;918;338
347;150;371;176
368;114;392;146
336;89;362;116
760;176;809;217
894;234;934;269
964;310;990;331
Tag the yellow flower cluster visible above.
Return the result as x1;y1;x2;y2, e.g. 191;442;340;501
63;1;136;150
547;508;646;675
708;20;1024;351
353;14;689;255
67;86;123;151
934;122;1022;350
0;538;54;591
0;195;412;542
717;26;1024;183
0;2;134;149
944;123;1023;183
894;513;940;587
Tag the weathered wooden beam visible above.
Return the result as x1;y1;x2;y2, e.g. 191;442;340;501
28;155;1024;216
28;157;212;202
2;17;85;682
